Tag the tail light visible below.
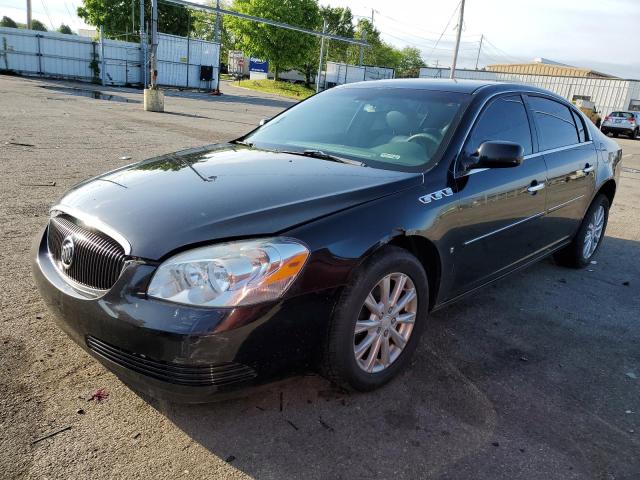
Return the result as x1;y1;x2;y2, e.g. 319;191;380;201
630;117;636;124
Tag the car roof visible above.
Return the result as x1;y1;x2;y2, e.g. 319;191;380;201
340;78;558;97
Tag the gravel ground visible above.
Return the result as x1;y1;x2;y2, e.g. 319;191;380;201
1;74;639;480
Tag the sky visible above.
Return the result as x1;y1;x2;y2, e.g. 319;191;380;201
1;0;638;79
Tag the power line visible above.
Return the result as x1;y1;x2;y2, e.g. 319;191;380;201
39;0;55;30
375;10;481;38
482;37;529;63
425;1;461;64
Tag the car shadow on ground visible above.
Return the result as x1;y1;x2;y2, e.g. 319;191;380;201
149;235;640;479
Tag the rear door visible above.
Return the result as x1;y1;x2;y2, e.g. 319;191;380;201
450;94;549;296
525;95;596;243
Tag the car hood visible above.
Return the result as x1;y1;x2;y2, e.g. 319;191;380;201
56;144;422;259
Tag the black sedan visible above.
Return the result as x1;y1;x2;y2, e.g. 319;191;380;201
33;79;622;401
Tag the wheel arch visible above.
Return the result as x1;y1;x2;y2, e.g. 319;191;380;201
597;179;616;205
387;235;442;311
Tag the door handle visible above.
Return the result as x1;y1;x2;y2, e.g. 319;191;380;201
583;164;595;173
527;182;545;193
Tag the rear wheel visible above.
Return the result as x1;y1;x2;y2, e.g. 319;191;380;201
322;246;428;391
554;194;609;268
631;128;639;139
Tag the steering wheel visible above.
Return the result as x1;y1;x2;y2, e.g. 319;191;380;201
406;132;440;156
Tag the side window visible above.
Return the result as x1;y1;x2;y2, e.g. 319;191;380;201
466;95;533;155
571;109;586;142
528;96;579;150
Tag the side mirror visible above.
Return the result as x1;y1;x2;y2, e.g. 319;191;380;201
467;141;524;170
259;118;270;126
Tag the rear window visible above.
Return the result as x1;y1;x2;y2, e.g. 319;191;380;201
610;112;634;118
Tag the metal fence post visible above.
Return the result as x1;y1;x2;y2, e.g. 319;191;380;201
186;36;190;88
99;26;106;85
316;19;327;93
36;33;42;75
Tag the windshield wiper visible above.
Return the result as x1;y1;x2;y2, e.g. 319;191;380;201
278;149;366;167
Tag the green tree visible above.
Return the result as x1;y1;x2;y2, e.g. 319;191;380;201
396;46;425;78
77;0;190;40
58;24;74;35
294;6;354;87
31;19;48;31
321;6;354;64
0;16;18;28
226;0;320;81
190;1;236;66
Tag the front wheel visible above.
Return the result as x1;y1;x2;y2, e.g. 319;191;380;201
322;246;429;391
554;194;609;268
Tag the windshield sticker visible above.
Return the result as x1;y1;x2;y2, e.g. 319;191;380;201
419;188;453;204
380;153;401;160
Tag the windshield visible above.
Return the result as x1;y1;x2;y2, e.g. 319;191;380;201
243;87;470;171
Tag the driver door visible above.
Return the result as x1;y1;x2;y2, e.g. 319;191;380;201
449;94;550;296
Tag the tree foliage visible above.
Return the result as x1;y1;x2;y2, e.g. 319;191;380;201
31;19;48;32
77;0;191;39
225;0;320;80
58;24;74;35
396;47;425;78
190;1;235;66
0;16;18;28
73;0;427;80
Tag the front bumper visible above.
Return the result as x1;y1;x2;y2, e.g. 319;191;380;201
32;229;338;402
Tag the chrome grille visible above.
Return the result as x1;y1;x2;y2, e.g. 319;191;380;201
47;214;127;290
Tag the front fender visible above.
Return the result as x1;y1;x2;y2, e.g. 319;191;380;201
283;182;459;305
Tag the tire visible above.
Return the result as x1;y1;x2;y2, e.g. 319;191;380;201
554;194;610;268
631;128;639;139
322;246;429;391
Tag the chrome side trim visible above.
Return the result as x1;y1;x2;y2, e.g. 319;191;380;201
466;167;489;176
523;141;593;160
547;194;585;213
463;211;545;246
50;204;132;255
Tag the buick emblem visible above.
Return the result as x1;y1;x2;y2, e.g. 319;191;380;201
60;236;75;269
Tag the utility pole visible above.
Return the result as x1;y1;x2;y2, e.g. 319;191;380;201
140;0;146;88
212;0;221;94
450;0;465;79
214;0;221;43
26;0;32;29
475;34;483;70
316;19;327;93
150;0;158;88
143;0;163;111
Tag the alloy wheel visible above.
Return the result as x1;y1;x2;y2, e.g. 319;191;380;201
583;205;605;259
353;273;417;373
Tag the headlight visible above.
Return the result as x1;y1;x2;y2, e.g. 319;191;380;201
147;238;309;307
